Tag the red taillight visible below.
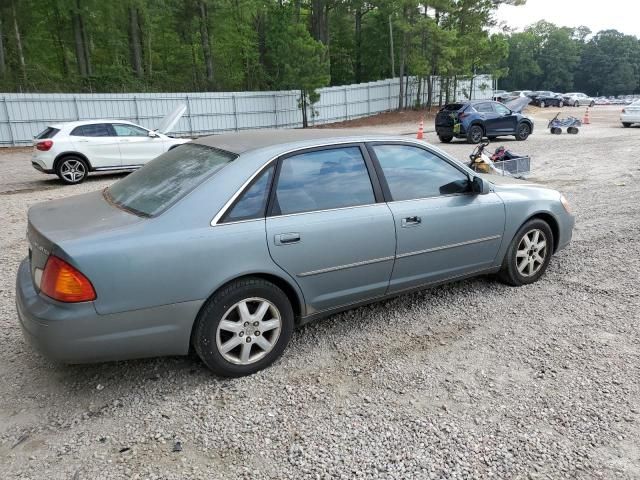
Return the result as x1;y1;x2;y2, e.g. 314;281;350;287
458;112;469;120
36;140;53;151
40;256;96;303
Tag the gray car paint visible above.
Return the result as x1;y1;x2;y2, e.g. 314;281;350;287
17;132;574;364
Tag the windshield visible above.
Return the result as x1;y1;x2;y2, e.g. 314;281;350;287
105;143;237;217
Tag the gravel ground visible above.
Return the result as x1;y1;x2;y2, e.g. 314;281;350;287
1;106;639;479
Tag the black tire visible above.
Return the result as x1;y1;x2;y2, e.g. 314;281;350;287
438;135;453;143
559;101;564;108
622;122;631;128
515;122;531;141
539;101;545;108
55;156;88;185
488;136;497;141
589;101;595;108
574;101;579;108
193;277;294;377
467;125;484;144
498;219;554;287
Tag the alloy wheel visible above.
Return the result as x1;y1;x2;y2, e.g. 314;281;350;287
216;297;282;365
515;229;548;277
59;159;86;183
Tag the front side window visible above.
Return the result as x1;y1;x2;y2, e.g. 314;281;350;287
273;147;375;216
113;124;149;137
372;145;470;201
105;144;236;217
494;103;511;115
222;166;274;223
70;123;113;137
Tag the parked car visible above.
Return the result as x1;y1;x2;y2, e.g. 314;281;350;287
528;91;564;108
16;130;575;377
621;100;640;127
563;93;595;108
492;90;509;102
435;99;534;144
31;104;190;185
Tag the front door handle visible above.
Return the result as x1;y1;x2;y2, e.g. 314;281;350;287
401;216;422;227
274;233;301;245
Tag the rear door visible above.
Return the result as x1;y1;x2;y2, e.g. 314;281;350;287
368;143;505;293
474;102;500;135
69;123;121;168
112;123;165;166
265;145;396;313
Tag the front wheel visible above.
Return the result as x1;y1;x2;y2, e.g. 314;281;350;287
467;125;484;144
590;101;595;108
539;101;545;108
574;101;579;107
56;156;88;185
515;123;531;141
438;135;453;143
622;122;631;128
193;277;294;377
558;101;564;108
498;219;554;286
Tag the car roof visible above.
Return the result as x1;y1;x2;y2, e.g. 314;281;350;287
48;119;139;129
193;129;413;155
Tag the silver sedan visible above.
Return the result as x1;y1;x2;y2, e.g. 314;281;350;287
16;131;575;377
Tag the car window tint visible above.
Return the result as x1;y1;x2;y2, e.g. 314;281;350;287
105;144;237;217
222;165;274;223
70;123;112;137
475;103;494;113
113;124;148;137
372;145;470;201
494;103;510;115
273;147;375;215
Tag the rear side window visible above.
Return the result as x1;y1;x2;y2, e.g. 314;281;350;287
105;144;237;217
35;127;60;139
372;145;470;201
475;103;494;113
70;123;113;137
273;147;375;216
222;165;274;223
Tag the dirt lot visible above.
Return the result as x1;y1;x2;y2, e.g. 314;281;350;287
1;106;639;479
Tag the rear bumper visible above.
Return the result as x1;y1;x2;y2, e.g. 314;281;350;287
435;126;466;138
620;114;640;124
16;258;199;364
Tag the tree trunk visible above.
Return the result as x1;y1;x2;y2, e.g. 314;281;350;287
0;19;6;77
11;0;25;73
301;90;308;128
426;76;433;111
72;10;87;77
199;1;214;87
444;77;450;104
51;4;69;76
354;8;362;83
128;5;144;78
78;3;92;76
311;0;328;45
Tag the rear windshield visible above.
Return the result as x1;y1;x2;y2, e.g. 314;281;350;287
105;143;237;217
442;103;465;112
35;127;60;139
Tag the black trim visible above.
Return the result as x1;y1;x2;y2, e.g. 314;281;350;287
220;163;276;224
266;142;384;218
365;141;473;202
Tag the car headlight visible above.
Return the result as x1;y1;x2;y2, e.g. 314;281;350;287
560;194;571;214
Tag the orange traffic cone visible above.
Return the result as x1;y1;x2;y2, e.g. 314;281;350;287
416;118;424;140
582;107;590;125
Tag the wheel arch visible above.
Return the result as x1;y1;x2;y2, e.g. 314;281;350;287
54;151;93;171
523;212;560;253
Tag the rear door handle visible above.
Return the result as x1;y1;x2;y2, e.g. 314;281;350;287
274;233;301;245
401;216;422;227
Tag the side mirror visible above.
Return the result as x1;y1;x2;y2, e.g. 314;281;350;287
148;130;159;138
471;176;491;195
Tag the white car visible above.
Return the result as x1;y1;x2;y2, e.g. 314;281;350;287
563;93;595;108
31;105;190;184
621;100;640;128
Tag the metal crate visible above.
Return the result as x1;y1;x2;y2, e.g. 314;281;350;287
493;156;531;178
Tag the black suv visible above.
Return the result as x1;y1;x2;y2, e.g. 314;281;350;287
435;100;534;144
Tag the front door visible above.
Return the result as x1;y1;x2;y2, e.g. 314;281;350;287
112;123;165;166
368;143;505;293
492;102;519;133
265;145;396;314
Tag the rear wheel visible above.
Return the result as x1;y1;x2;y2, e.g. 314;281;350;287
558;101;564;108
193;277;294;377
515;123;531;141
623;122;631;128
539;101;546;108
438;135;453;143
574;101;579;107
467;125;484;144
498;219;554;287
56;156;88;185
590;101;595;107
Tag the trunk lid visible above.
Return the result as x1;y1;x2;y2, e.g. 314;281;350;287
436;103;466;127
27;190;144;286
156;104;187;134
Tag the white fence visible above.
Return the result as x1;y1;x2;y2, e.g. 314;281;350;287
0;75;492;146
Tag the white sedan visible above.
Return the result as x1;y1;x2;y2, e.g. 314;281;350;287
621;100;640;128
31;105;190;184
